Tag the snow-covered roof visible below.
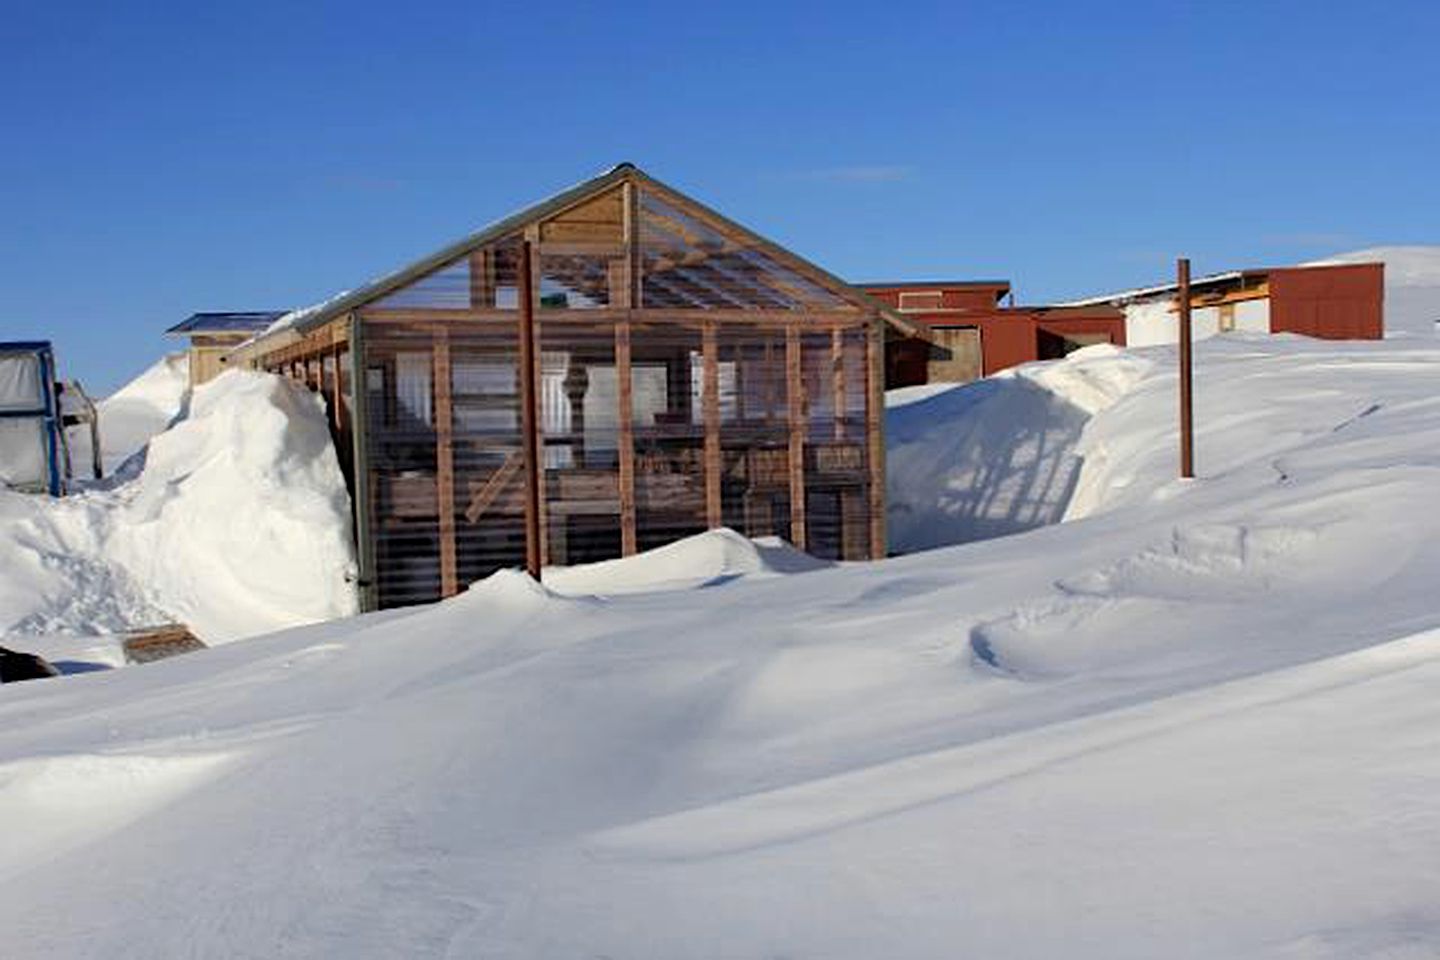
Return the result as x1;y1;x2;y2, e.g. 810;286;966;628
166;312;288;336
1057;270;1255;308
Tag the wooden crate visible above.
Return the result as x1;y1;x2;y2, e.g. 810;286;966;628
123;624;207;665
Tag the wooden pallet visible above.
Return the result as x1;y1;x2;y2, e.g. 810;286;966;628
122;624;206;665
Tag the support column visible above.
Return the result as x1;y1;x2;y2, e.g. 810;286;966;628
786;325;807;550
433;326;458;596
703;321;722;528
866;316;887;559
616;319;637;555
518;239;543;578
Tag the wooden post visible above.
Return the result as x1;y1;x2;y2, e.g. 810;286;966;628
703;321;722;528
347;314;378;612
433;327;458;596
469;248;494;308
866;316;887;559
518;239;543;578
616;320;637;555
1178;257;1195;479
831;328;846;441
785;325;807;550
616;178;639;555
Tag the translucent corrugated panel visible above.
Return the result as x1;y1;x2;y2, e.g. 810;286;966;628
637;187;853;312
360;319;528;608
629;319;708;551
372;238;525;311
537;320;624;565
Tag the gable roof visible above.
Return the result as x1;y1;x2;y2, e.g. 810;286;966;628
167;311;289;336
239;163;922;355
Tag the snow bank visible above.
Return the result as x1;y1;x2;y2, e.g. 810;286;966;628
886;345;1151;552
1;337;1440;957
0;370;357;648
1311;245;1440;337
105;371;358;640
68;351;190;476
542;527;830;596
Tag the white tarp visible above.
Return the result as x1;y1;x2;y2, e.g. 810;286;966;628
0;417;47;487
0;353;43;412
0;352;49;489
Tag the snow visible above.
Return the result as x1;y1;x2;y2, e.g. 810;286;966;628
67;351;190;477
886;344;1151;551
1311;245;1440;337
543;527;830;595
3;335;1440;956
0;369;357;653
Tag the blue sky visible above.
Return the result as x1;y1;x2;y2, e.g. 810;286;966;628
3;0;1437;392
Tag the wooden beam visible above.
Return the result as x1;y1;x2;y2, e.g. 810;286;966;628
866;316;887;559
831;328;846;441
518;239;543;578
703;321;722;528
463;451;523;523
616;318;637;556
433;328;458;597
330;345;345;433
358;306;866;325
468;248;494;308
625;180;641;310
786;325;807;550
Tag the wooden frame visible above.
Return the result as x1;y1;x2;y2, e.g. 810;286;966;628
248;166;892;610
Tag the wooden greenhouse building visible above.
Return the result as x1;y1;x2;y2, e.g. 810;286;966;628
229;164;910;610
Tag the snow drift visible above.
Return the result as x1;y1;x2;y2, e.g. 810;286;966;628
0;370;357;647
67;351;191;476
886;344;1151;552
3;337;1440;957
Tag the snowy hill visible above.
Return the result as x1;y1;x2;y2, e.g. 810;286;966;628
1311;244;1440;337
0;371;358;649
2;336;1440;957
66;351;192;477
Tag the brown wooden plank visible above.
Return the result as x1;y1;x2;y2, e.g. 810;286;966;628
468;248;494;308
866;315;887;559
433;328;458;596
616;318;637;555
358;306;869;325
831;328;846;441
786;324;807;550
329;345;344;432
463;451;523;523
703;321;722;528
518;239;543;578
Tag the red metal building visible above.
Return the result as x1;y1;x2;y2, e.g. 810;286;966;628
861;281;1127;389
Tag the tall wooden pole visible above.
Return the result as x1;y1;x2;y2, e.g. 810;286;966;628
518;240;543;578
1177;257;1195;479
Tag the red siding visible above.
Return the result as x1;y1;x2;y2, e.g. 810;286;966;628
1268;263;1384;340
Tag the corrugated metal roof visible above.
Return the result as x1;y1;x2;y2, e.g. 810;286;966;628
1059;270;1270;307
167;312;289;335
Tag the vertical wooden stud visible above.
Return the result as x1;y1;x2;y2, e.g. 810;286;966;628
786;325;807;550
831;327;846;441
866;315;887;559
703;320;722;528
617;178;639;555
433;326;458;596
518;239;543;579
616;320;637;555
